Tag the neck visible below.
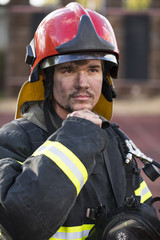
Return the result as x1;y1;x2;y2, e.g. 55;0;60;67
52;101;69;120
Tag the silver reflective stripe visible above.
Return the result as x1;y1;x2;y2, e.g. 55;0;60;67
50;224;94;240
32;141;88;195
33;144;46;153
135;181;152;203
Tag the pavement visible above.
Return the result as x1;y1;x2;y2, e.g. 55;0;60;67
0;96;160;216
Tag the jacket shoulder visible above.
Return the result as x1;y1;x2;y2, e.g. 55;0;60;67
0;118;47;162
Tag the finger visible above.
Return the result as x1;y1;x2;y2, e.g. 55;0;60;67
67;110;102;127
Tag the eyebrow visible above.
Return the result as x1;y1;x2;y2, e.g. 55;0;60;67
58;65;72;70
88;65;101;68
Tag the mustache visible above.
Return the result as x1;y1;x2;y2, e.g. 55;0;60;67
69;90;94;98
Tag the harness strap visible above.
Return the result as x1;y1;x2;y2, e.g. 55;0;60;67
111;123;136;200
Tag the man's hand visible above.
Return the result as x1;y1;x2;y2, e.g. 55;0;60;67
67;109;102;128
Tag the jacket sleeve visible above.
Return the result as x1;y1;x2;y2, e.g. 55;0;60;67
0;116;107;240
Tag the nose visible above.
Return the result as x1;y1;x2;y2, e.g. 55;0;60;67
75;72;89;89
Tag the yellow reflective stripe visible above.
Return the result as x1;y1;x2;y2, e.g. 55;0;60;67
51;141;88;183
135;180;152;203
17;161;23;165
32;141;88;195
49;224;94;240
45;150;82;194
58;224;94;233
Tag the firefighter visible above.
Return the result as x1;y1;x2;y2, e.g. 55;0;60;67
0;2;152;240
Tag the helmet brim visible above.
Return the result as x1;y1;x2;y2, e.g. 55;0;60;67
40;52;118;69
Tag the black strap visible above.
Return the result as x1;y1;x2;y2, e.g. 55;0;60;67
85;180;104;220
43;97;58;135
111;124;136;201
43;67;57;135
149;197;160;209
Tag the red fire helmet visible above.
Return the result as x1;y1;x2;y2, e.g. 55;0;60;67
16;2;119;120
26;2;119;82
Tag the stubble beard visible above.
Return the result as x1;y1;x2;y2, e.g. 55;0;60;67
53;89;95;116
53;96;93;115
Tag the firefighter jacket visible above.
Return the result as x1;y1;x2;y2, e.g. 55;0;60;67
0;102;152;240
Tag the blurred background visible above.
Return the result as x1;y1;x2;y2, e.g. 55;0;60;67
0;0;160;214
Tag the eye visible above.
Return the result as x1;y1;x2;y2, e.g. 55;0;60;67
62;67;74;74
90;69;97;72
65;69;73;73
89;68;99;73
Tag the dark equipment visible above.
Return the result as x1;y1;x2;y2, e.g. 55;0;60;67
86;125;160;240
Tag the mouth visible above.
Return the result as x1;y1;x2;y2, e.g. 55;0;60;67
72;95;91;101
70;91;93;101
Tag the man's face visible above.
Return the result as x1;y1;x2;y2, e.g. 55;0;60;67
53;59;103;119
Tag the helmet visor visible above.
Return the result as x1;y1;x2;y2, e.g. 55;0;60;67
40;52;118;69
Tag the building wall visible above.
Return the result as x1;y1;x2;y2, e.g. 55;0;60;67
150;13;160;80
107;9;160;82
1;0;160;96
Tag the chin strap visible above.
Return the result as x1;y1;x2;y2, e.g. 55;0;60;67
43;67;58;135
43;97;56;135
